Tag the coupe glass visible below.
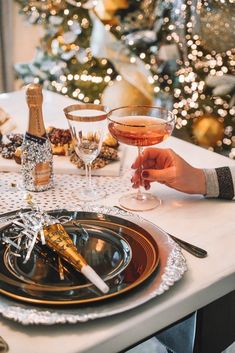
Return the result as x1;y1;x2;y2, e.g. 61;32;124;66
107;105;175;211
64;104;108;201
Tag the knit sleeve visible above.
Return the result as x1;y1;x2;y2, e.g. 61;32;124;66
203;166;235;200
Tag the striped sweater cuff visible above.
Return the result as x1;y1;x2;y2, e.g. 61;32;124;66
204;167;235;200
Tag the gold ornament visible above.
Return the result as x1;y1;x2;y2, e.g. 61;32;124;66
192;115;224;148
101;79;153;109
29;0;65;12
101;0;128;12
94;0;128;24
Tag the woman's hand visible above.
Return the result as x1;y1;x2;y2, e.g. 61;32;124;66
131;148;206;195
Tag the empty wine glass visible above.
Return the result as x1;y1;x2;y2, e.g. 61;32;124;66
64;104;108;201
107;105;175;211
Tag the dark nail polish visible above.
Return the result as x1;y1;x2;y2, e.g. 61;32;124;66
142;171;149;178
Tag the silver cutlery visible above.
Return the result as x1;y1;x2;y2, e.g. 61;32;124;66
165;232;207;258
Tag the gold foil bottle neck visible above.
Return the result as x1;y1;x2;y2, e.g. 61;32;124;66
26;83;46;136
26;84;43;106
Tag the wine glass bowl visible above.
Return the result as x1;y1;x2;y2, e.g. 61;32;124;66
107;105;175;211
64;104;108;201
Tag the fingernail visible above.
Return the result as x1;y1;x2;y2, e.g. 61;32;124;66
131;164;135;169
131;177;136;184
142;171;149;178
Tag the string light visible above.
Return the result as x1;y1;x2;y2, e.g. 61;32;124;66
15;0;117;105
15;0;235;155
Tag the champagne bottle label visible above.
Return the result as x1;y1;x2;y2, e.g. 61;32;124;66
33;162;52;187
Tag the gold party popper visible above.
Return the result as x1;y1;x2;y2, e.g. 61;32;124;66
43;223;109;294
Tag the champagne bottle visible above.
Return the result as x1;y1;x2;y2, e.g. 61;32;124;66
21;84;53;191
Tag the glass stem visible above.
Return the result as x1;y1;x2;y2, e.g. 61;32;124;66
136;146;145;201
86;163;92;190
85;162;92;191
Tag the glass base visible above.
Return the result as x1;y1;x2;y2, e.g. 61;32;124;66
76;187;107;202
119;192;161;212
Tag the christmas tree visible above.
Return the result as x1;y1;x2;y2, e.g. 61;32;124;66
15;0;235;157
103;0;235;157
167;1;235;157
14;0;117;103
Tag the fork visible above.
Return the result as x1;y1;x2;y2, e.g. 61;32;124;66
113;206;207;258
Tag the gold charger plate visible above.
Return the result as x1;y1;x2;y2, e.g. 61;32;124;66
0;209;159;305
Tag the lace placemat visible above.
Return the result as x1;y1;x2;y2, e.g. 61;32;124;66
0;169;132;212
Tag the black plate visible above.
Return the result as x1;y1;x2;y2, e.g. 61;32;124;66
0;209;159;305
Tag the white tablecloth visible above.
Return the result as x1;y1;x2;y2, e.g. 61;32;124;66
0;90;235;353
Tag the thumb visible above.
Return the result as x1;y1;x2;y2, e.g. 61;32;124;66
142;168;172;183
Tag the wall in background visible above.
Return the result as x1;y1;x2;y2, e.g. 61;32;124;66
13;2;42;88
